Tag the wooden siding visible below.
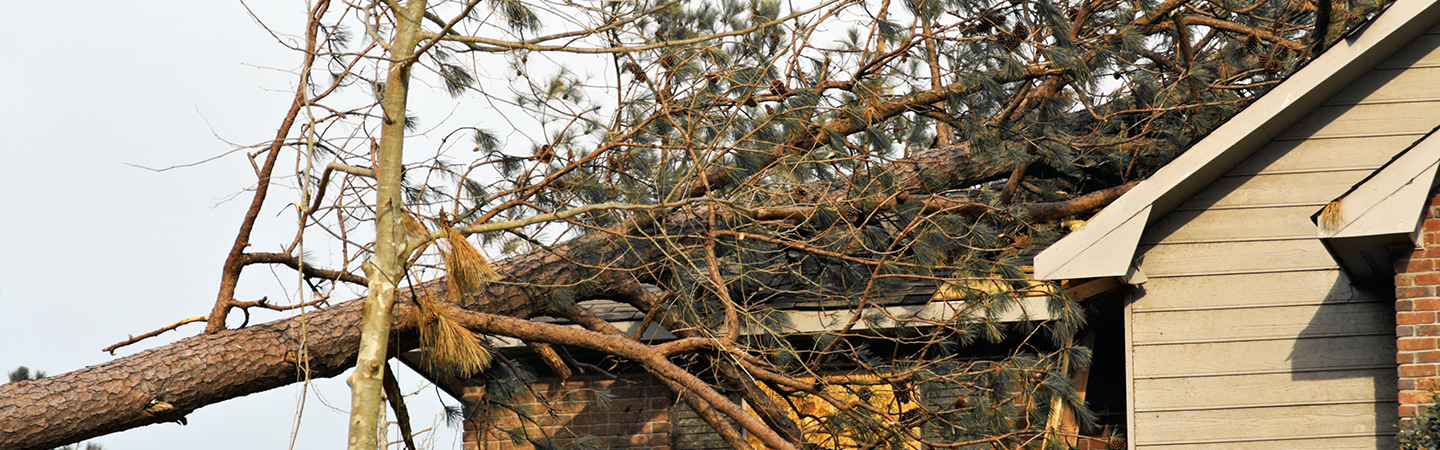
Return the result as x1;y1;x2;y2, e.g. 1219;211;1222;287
1132;368;1399;411
1136;436;1399;450
1124;24;1440;450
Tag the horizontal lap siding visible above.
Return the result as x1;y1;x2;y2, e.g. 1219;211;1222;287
1133;270;1360;311
1131;302;1395;345
1126;28;1440;449
1133;369;1398;411
1134;403;1399;446
1132;335;1396;379
1136;435;1398;450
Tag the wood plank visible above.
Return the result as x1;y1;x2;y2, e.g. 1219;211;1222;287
1277;101;1440;140
1136;435;1397;449
1141;205;1319;245
1065;277;1123;300
1131;302;1396;345
1230;135;1419;176
1133;369;1398;412
1326;66;1440;105
1134;403;1397;445
1132;270;1374;312
1376;33;1440;69
1132;335;1396;378
1176;170;1372;211
1137;239;1337;277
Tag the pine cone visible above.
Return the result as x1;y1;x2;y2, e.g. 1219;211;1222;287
769;79;789;96
623;61;647;82
892;380;912;404
1264;56;1284;73
999;30;1021;51
1245;34;1259;50
1013;22;1030;41
607;154;629;172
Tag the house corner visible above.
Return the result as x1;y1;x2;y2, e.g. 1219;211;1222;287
1395;192;1440;419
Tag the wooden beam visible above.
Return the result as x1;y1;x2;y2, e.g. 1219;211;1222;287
1065;277;1126;301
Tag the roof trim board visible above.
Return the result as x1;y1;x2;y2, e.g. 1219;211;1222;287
487;295;1055;348
1318;129;1440;240
1035;0;1440;280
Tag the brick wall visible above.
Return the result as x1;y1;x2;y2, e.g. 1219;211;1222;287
1395;193;1440;418
463;373;673;450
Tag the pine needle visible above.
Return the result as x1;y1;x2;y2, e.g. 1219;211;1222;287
1319;200;1343;233
415;290;492;377
404;216;497;377
441;228;498;296
403;213;430;239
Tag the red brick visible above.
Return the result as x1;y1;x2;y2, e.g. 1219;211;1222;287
604;436;628;448
1400;286;1435;299
1399;312;1436;325
1400;300;1417;312
1401;325;1417;337
1419;350;1440;363
1400;274;1417;286
1422;378;1440;390
610;411;642;424
493;416;523;428
594;422;632;436
1417;273;1440;286
1402;378;1418;391
1420;325;1440;337
1423;246;1440;258
573;412;608;425
644;421;671;434
628;433;667;446
1400;337;1437;351
1402;390;1439;405
1418;298;1440;311
1406;259;1435;273
1401;352;1418;364
1402;404;1421;418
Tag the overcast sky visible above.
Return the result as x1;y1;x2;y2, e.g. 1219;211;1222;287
0;2;468;448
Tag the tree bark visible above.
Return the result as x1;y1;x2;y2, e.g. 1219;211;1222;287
0;252;560;450
348;1;427;449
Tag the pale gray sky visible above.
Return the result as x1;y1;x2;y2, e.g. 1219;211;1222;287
1;2;465;448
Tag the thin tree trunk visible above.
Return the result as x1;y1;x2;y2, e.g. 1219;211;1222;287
348;1;428;449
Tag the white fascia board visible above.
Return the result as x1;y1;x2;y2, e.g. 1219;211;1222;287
488;296;1052;347
1035;0;1440;281
1323;131;1440;240
1034;204;1151;280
